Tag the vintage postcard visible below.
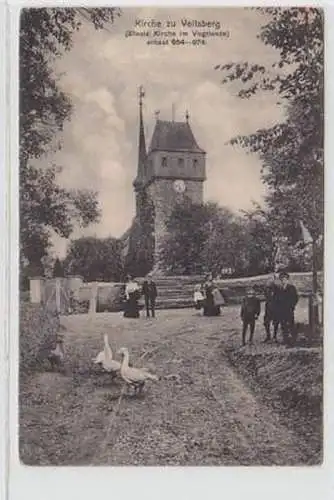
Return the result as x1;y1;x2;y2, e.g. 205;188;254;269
15;5;325;472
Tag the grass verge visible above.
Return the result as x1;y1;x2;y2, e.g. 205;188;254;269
223;336;323;464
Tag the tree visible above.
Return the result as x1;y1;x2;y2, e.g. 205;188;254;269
216;7;324;308
20;163;101;274
124;190;155;277
64;236;124;282
200;208;248;277
160;200;280;277
159;201;219;275
160;201;261;276
41;254;56;279
241;209;275;275
52;257;64;277
242;205;317;273
20;8;121;271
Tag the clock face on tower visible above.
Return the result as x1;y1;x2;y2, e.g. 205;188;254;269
173;179;186;193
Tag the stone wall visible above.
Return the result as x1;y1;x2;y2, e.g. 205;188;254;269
149;149;206;180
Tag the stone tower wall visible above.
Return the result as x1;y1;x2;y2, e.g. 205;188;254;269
148;150;205;180
147;178;204;265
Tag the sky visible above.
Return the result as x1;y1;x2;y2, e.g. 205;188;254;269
41;7;286;257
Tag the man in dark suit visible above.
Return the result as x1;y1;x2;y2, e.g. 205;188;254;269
263;274;281;342
142;274;158;318
277;271;299;345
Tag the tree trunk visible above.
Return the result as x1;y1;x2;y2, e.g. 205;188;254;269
309;240;320;339
312;241;318;293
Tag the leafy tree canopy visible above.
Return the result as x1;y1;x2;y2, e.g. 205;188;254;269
160;201;219;275
161;201;276;276
215;8;324;243
20;8;121;273
64;236;124;282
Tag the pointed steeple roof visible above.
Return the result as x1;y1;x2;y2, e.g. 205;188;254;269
149;119;205;154
133;86;147;189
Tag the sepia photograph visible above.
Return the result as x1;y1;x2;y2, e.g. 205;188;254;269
18;6;324;466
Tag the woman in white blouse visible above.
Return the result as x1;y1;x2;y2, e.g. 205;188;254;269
123;275;141;318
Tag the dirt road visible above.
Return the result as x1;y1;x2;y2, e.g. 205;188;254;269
20;307;314;465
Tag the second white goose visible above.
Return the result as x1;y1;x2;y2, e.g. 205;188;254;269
117;347;159;394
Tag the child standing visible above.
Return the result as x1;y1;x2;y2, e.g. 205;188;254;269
193;284;204;310
240;287;261;346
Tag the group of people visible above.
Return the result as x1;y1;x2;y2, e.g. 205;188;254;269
194;271;299;347
240;271;299;346
124;270;299;347
122;274;157;319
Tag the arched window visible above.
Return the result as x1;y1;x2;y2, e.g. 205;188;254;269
161;157;167;167
178;158;184;168
193;159;198;168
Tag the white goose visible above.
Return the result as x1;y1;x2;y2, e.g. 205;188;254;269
117;347;159;394
93;333;121;375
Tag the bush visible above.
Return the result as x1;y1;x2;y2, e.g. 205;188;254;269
96;284;124;312
20;302;60;375
20;290;30;302
69;298;90;314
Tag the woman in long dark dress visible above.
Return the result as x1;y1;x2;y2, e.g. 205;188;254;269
202;276;221;316
123;275;140;318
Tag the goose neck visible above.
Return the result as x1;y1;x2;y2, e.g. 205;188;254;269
122;350;130;369
104;335;112;358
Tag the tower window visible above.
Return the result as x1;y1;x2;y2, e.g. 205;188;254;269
161;157;167;167
178;158;184;168
193;159;198;168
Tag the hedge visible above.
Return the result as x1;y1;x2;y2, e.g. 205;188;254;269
20;302;60;374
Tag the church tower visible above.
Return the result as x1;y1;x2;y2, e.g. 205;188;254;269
133;85;148;215
131;88;206;273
